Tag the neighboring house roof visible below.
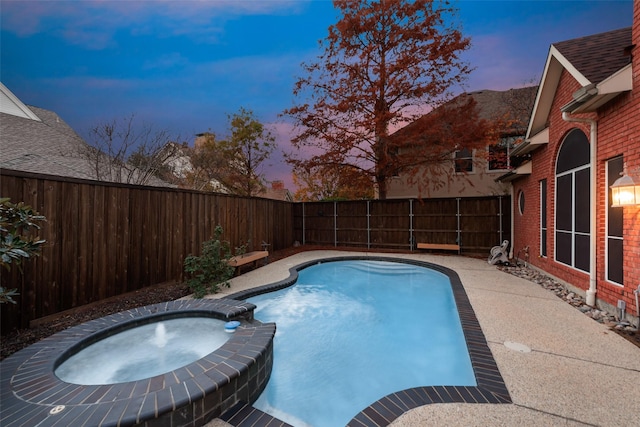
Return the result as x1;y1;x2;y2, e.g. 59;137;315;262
1;82;173;187
258;181;293;202
515;27;633;156
392;86;537;143
1;84;98;180
459;87;537;128
160;141;194;179
160;140;229;193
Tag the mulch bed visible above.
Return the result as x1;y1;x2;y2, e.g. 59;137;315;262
1;247;637;360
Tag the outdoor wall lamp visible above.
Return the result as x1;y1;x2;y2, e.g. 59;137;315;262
611;163;640;207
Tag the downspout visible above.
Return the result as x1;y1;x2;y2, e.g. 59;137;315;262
562;111;597;307
509;185;515;259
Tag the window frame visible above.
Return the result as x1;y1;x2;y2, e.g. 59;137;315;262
554;129;591;274
540;179;547;258
487;135;520;172
605;156;624;286
454;148;474;174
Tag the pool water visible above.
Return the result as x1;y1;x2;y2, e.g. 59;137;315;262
248;260;475;427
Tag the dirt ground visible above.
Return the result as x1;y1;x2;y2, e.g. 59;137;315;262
1;247;637;360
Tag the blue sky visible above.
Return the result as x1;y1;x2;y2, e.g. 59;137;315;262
1;0;634;189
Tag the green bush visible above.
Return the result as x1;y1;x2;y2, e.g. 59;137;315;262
0;197;46;304
183;225;245;298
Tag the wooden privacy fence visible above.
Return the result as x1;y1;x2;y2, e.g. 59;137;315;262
0;169;294;332
293;197;511;253
1;168;510;333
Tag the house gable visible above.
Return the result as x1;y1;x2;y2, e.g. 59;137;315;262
505;9;640;323
516;27;633;157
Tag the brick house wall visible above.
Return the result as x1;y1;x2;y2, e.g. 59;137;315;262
511;4;640;317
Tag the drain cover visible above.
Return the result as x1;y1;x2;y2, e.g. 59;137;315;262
504;341;531;353
49;405;65;415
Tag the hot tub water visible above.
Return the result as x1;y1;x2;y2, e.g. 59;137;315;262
55;317;231;385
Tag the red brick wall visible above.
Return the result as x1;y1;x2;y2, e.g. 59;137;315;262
512;6;640;315
513;73;593;290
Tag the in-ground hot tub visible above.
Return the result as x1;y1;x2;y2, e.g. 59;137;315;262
0;299;275;427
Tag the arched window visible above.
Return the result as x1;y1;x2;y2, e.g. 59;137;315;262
555;129;590;272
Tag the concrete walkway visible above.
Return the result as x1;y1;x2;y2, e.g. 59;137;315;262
207;251;640;427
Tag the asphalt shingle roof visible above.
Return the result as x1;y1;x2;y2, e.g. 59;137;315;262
391;86;538;141
1;106;97;180
553;27;632;85
2;104;173;187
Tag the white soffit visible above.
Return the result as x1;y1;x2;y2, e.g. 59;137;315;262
512;127;549;157
515;161;532;175
563;64;632;113
0;82;41;121
526;53;563;139
598;64;632;94
529;128;549;145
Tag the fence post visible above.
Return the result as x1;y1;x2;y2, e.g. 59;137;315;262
409;199;414;251
367;200;371;249
334;201;337;247
456;197;461;247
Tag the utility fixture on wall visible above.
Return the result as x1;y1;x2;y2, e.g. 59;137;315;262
611;163;640;207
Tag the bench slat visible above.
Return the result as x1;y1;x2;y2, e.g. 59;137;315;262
228;251;269;267
416;243;460;251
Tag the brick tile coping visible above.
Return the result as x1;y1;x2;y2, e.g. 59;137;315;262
0;299;276;427
223;256;511;427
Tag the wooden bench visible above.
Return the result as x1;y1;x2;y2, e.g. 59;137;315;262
417;243;460;253
228;250;269;273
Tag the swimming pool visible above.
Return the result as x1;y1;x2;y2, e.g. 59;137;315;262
223;256;510;427
249;260;474;426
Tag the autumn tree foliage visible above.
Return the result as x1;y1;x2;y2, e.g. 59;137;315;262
184;133;230;192
389;93;502;195
285;0;479;199
187;108;275;197
293;164;374;201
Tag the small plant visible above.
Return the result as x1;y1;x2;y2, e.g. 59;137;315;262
0;197;47;304
183;225;245;298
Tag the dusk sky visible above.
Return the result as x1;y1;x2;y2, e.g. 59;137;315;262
1;0;634;190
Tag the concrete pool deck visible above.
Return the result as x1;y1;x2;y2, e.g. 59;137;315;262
206;250;640;427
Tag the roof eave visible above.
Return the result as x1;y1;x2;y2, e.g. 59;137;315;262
525;46;572;140
496;161;532;183
512;127;549;157
561;64;632;113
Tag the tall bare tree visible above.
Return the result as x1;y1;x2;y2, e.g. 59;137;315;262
81;114;179;186
285;0;475;199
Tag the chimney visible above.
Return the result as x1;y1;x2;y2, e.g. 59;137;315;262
272;180;285;190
